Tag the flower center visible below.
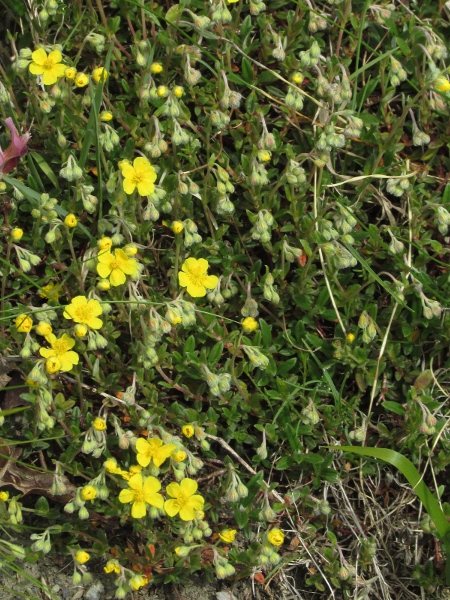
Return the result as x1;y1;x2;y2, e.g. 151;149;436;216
110;260;121;270
52;340;69;355
187;269;205;286
176;491;189;507
74;305;93;322
43;58;55;69
134;490;144;503
132;171;145;184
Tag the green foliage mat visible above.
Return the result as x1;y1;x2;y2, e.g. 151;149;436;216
1;0;450;597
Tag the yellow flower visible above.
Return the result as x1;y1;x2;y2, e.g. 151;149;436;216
35;322;52;336
81;485;97;501
98;237;113;251
157;85;168;98
64;213;77;228
64;67;76;80
39;333;79;372
164;478;205;521
93;417;107;431
182;424;195;438
150;62;163;74
45;357;61;374
104;458;119;473
15;314;33;333
120;157;157;196
129;465;142;475
292;72;304;84
29;48;66;86
100;111;113;122
96;248;139;287
242;317;258;332
267;528;284;546
0;491;9;501
92;67;108;83
74;324;87;338
172;221;184;234
173;86;184;98
172;450;186;463
118;473;164;519
178;258;219;298
75;73;89;88
346;333;355;343
11;227;23;241
130;574;149;591
227;0;239;3
74;550;90;564
39;282;60;301
218;529;237;543
104;559;121;574
135;437;177;468
434;76;450;93
258;149;271;162
63;296;103;330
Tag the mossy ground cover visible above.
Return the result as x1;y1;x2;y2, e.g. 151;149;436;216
1;0;450;598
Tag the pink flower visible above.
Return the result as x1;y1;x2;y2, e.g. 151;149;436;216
0;118;30;175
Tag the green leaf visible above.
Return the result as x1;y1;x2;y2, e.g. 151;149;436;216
208;342;223;366
259;319;272;348
183;336;196;354
30;152;60;188
381;401;406;416
241;57;254;84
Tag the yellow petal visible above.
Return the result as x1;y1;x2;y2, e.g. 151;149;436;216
123;178;136;195
42;70;58;86
195;258;209;275
29;63;45;75
47;49;62;64
39;348;55;359
31;48;47;65
164;499;180;517
178;272;190;288
153;444;177;468
145;491;164;509
180;478;198;496
136;453;151;467
120;163;135;178
59;351;79;371
203;275;219;290
51;63;66;78
97;263;112;279
137;180;155;196
131;500;146;519
97;249;113;264
128;474;143;491
63;307;74;319
166;482;181;499
119;489;134;504
88;317;103;329
88;299;103;316
179;503;197;521
110;268;126;286
120;257;138;276
133;157;151;171
136;438;150;454
143;476;162;495
186;282;206;297
182;257;200;274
